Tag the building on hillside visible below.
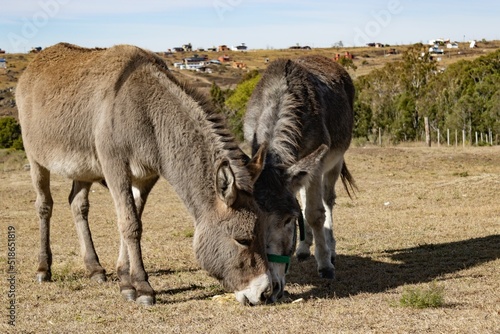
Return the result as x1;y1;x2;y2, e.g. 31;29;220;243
231;43;248;51
334;51;354;61
232;61;247;69
218;54;231;63
0;58;6;69
218;45;230;52
181;55;207;70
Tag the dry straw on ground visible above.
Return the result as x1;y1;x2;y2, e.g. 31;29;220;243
1;145;499;333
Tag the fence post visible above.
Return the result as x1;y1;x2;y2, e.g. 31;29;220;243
475;131;478;146
455;129;458;147
447;129;450;146
424;117;431;147
462;130;466;147
378;128;382;146
437;128;440;146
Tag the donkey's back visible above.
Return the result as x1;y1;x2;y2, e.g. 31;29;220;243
17;43;168;181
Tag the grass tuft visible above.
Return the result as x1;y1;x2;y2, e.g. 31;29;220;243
399;282;445;309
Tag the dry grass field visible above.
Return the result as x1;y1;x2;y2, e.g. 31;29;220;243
1;144;499;333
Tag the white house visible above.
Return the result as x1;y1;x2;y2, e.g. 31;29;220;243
0;58;6;69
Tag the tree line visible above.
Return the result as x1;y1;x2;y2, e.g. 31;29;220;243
354;46;500;144
213;46;500;145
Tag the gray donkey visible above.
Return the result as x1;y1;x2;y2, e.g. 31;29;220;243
16;43;272;306
244;55;356;301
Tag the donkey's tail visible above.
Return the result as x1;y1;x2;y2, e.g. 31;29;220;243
340;161;357;199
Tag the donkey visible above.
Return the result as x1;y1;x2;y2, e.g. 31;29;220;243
16;43;272;306
244;55;356;301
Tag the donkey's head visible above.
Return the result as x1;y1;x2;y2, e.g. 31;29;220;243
193;144;274;305
253;145;329;302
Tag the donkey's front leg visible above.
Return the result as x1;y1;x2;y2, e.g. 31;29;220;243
304;176;335;279
296;187;313;261
104;172;155;305
117;177;159;303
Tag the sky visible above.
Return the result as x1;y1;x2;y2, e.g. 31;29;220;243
1;0;499;53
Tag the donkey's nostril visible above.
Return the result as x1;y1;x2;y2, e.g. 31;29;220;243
273;281;281;293
261;283;273;301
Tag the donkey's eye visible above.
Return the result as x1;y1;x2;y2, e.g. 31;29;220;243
284;217;294;226
235;239;252;247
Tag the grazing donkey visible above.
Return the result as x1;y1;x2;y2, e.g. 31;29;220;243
244;55;356;300
16;43;272;306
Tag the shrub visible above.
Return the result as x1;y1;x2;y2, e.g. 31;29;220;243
399;282;444;308
224;73;262;141
0;117;23;150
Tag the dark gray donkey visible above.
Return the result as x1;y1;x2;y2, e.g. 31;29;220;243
244;55;356;301
16;43;272;306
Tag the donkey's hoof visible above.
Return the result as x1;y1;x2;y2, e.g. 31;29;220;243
90;273;107;283
136;295;155;306
319;268;335;279
121;289;137;301
36;272;51;283
296;253;310;262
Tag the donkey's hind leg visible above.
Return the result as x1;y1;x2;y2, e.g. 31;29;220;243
69;181;106;283
30;161;53;282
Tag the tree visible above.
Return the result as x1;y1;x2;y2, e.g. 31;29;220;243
224;72;262;141
0;117;23;150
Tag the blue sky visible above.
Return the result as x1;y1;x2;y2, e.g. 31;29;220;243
1;0;499;53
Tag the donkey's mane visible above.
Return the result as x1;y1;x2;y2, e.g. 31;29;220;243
256;59;303;167
150;54;254;194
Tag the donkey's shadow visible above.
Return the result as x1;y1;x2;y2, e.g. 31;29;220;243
286;234;500;300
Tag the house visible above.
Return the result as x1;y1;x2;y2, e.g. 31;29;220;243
218;54;231;63
218;45;230;52
182;55;207;70
232;61;247;69
428;39;448;46
231;43;248;51
334;51;354;61
470;40;477;48
182;43;192;52
196;66;212;74
0;48;5;54
429;46;444;54
289;45;311;50
0;58;6;69
447;42;459;49
172;47;184;53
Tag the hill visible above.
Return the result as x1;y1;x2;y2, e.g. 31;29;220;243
1;40;499;118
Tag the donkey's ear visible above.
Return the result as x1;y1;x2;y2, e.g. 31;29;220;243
216;160;238;207
246;142;268;183
286;144;328;192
